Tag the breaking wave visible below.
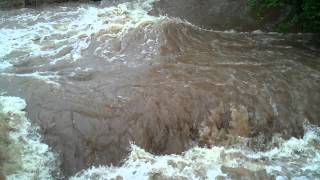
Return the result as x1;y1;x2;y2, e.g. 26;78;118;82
1;96;319;179
71;123;320;179
0;96;60;179
0;0;163;84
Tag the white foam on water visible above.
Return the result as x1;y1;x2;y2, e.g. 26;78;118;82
1;1;319;179
0;0;161;65
1;72;60;86
1;96;318;180
71;123;320;180
0;61;12;70
0;0;163;85
71;145;227;180
0;96;60;179
0;96;26;113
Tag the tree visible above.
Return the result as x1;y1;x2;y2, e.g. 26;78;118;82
249;0;320;32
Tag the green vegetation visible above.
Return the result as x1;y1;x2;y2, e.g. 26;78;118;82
249;0;320;32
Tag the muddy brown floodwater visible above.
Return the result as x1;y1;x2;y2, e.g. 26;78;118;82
0;0;319;177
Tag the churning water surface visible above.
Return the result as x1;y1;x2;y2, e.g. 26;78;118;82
0;0;320;179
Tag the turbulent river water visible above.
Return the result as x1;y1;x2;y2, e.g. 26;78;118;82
0;0;320;179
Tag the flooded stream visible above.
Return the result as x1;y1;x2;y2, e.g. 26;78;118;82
0;0;319;179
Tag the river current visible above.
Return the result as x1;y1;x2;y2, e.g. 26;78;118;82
0;0;319;179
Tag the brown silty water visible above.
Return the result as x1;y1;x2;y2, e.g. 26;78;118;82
0;1;319;176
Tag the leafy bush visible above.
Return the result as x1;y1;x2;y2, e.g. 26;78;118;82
249;0;320;32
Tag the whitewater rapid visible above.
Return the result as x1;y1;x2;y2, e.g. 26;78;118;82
0;96;60;179
1;96;320;179
1;0;320;179
71;129;320;180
